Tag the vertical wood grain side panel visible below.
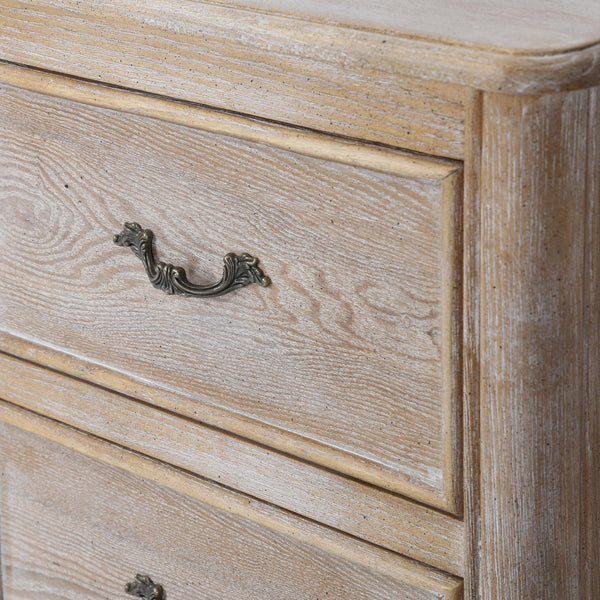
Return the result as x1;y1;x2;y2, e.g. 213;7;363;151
463;89;483;600
583;87;600;600
480;89;594;598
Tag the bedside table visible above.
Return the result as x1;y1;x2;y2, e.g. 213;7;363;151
0;2;598;598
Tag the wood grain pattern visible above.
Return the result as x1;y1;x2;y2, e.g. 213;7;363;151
462;89;483;600
200;0;600;52
0;1;467;158
479;88;599;598
1;0;599;132
0;82;462;512
0;416;464;600
0;349;466;577
0;61;459;181
582;85;600;600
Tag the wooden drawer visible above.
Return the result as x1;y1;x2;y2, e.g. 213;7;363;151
0;353;466;577
0;418;463;600
0;81;462;512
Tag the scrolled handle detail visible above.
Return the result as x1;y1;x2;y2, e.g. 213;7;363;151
125;574;164;600
114;222;270;298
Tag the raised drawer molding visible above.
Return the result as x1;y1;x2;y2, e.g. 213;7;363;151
0;419;463;600
0;2;599;600
0;81;462;513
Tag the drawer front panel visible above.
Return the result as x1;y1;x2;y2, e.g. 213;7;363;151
0;419;463;600
0;351;466;576
0;82;462;511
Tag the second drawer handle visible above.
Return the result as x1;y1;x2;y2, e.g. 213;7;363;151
125;574;164;600
114;222;270;298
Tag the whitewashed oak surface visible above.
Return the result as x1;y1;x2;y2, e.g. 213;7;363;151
2;0;600;137
211;0;600;52
0;418;463;600
0;81;463;512
0;0;468;158
461;89;483;600
0;349;466;577
478;87;600;599
0;2;599;597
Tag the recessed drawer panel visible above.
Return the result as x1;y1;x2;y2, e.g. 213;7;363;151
0;82;462;512
0;420;463;600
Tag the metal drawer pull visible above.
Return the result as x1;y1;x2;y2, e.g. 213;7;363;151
114;222;270;297
125;574;164;600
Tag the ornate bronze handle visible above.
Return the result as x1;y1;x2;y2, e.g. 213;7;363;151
125;575;164;600
114;222;270;297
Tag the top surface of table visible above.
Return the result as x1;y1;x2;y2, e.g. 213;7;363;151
2;0;600;96
212;0;600;54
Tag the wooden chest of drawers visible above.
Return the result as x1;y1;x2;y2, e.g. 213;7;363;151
0;2;598;599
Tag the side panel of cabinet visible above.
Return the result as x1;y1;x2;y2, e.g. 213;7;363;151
479;88;600;599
